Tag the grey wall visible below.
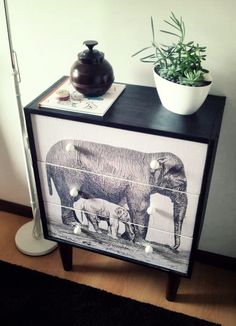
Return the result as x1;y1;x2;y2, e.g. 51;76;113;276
0;0;235;257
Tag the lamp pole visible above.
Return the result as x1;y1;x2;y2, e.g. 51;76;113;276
3;0;57;255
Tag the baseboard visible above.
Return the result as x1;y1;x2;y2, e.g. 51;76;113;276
0;199;33;218
0;199;235;270
195;249;235;270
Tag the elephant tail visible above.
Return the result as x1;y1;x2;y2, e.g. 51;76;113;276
46;164;53;196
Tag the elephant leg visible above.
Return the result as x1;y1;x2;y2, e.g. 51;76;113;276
60;189;80;225
132;217;149;243
85;212;102;233
126;194;151;243
125;206;149;242
124;223;135;241
121;218;147;244
107;219;112;237
110;218;119;239
171;193;188;250
61;206;78;226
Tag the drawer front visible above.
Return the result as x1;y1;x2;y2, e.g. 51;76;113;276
44;202;192;275
38;162;199;238
31;114;208;195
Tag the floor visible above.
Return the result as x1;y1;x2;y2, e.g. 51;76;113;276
0;211;235;326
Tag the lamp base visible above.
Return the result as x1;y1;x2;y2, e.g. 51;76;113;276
15;220;57;256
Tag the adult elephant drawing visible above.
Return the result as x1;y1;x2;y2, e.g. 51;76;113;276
46;139;188;250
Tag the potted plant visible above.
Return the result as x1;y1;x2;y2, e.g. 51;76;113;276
132;12;212;115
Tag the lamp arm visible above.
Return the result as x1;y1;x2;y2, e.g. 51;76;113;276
3;1;57;255
3;0;46;241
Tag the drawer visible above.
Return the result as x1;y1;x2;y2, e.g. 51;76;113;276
38;162;199;239
44;202;192;275
31;114;208;195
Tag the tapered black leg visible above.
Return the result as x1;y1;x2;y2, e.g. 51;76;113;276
58;243;73;271
166;273;181;301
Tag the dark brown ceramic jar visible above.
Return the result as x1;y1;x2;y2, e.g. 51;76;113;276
70;40;114;97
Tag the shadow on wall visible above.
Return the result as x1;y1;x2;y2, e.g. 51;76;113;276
0;128;29;204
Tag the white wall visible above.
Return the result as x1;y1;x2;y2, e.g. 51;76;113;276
1;0;236;257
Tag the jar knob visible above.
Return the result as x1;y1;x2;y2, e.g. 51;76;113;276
83;40;98;52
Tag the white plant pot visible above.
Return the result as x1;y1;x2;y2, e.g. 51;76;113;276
153;69;212;115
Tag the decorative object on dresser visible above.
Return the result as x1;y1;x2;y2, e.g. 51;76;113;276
24;76;225;301
70;40;114;97
132;12;212;115
38;77;126;116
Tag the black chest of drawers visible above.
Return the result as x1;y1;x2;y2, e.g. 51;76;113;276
24;77;225;300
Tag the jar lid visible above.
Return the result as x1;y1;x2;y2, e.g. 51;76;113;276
78;40;104;64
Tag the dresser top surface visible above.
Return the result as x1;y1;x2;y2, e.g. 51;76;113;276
25;76;226;142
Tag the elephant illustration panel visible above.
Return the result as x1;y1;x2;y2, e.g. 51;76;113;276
44;202;192;275
31;114;208;195
37;162;199;240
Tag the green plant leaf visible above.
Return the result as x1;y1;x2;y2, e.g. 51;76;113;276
160;30;180;38
132;46;153;57
132;12;208;87
139;52;158;63
170;12;180;25
151;16;155;43
163;20;181;31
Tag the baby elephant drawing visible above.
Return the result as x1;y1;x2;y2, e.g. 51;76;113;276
74;198;135;240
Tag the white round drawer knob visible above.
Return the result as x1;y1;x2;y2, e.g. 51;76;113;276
70;187;78;197
66;143;75;152
147;206;153;215
73;224;81;235
145;244;153;254
150;160;160;170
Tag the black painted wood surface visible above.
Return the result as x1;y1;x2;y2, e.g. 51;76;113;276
25;76;226;143
166;273;181;301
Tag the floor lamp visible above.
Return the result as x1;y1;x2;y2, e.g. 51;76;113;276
3;0;57;255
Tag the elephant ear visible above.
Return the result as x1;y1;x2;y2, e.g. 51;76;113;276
160;157;187;191
114;207;123;217
167;164;184;175
78;191;90;199
153;155;183;176
114;207;127;221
